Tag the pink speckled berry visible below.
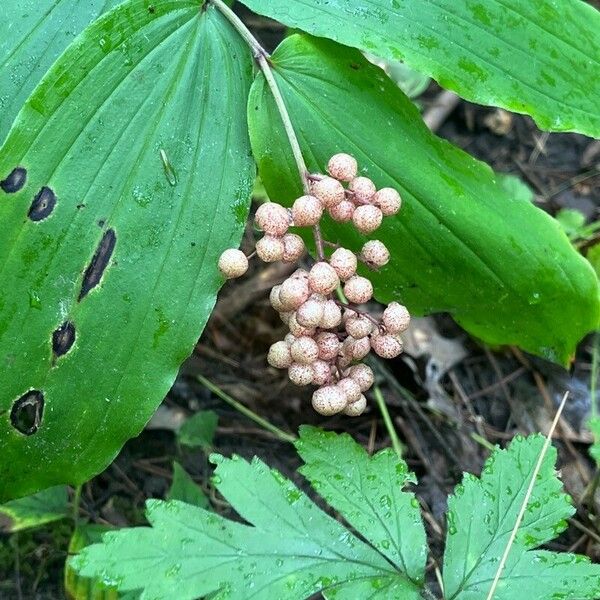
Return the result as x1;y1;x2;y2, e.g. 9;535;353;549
267;341;292;369
288;363;314;386
288;313;316;338
256;235;284;263
360;240;390;267
327;153;358;182
337;377;362;404
347;363;374;392
330;248;357;281
316;331;341;361
343;394;367;416
312;360;332;385
371;332;403;359
312;176;345;208
349;176;376;203
320;299;342;328
312;385;347;416
328;199;355;222
373;187;401;216
343;275;373;304
282;233;305;263
383;302;411;334
218;249;248;279
254;202;290;236
345;313;374;339
342;336;371;360
279;276;310;311
296;297;325;328
290;336;319;364
308;262;340;294
292;195;323;226
352;205;383;234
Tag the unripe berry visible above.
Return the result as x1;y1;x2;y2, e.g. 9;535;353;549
347;363;374;392
279;276;310;310
312;176;345;208
383;302;411;334
343;276;373;304
290;336;319;364
267;341;292;369
254;202;290;236
328;200;355;222
309;262;340;294
330;247;357;281
371;332;403;359
337;377;362;404
373;187;401;216
342;336;371;360
345;313;374;339
349;176;376;203
218;249;248;279
312;360;332;385
327;153;358;182
343;394;367;416
292;195;323;226
312;385;347;416
289;363;314;386
288;313;316;337
270;285;285;312
315;331;341;361
282;233;305;263
256;235;284;263
320;299;342;328
296;297;325;328
352;204;383;234
360;240;390;267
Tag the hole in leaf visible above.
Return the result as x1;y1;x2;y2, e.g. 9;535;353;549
10;390;44;435
0;167;27;193
52;321;76;358
28;187;57;221
79;228;116;301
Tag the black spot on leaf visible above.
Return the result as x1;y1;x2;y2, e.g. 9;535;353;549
28;187;57;221
52;321;76;358
0;167;27;193
10;391;44;435
79;229;116;301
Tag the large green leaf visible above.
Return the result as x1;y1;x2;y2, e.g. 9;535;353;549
240;0;600;138
0;0;123;144
442;434;600;600
0;485;69;532
247;34;599;364
0;0;255;501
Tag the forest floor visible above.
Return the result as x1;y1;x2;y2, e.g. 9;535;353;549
1;6;600;600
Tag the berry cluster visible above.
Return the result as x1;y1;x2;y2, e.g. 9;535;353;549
218;153;410;417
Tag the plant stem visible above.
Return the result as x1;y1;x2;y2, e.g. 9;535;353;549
591;331;598;420
373;385;405;459
72;484;82;525
210;0;325;261
197;375;297;444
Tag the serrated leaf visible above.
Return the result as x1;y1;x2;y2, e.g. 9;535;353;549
0;485;69;532
166;462;209;508
0;0;123;144
247;34;599;365
240;0;600;138
0;0;255;501
296;426;427;584
72;452;423;599
177;410;218;450
442;434;600;600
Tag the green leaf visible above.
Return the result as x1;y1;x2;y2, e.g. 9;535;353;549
177;410;218;450
0;0;255;502
240;0;600;138
556;208;587;239
497;173;534;204
589;417;600;466
0;0;122;144
442;434;600;600
166;462;209;508
247;34;599;365
0;485;69;532
295;426;427;584
72;450;423;599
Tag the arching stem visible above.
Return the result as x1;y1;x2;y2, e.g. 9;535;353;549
210;0;325;260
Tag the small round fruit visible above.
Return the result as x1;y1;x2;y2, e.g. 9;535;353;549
282;233;305;263
279;276;310;310
349;176;376;203
337;377;362;404
373;187;401;216
256;235;284;263
292;195;323;226
343;276;373;304
383;302;411;334
288;313;316;338
347;363;374;392
289;363;314;386
290;336;319;364
371;332;403;359
360;240;390;267
328;200;355;222
218;249;248;279
330;247;357;281
312;385;347;416
270;285;285;312
316;332;341;361
327;153;358;182
345;314;374;339
312;360;332;385
254;202;290;236
309;262;340;295
320;300;342;328
352;204;383;234
343;336;371;360
296;297;325;328
343;394;367;416
267;341;292;369
312;176;345;208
